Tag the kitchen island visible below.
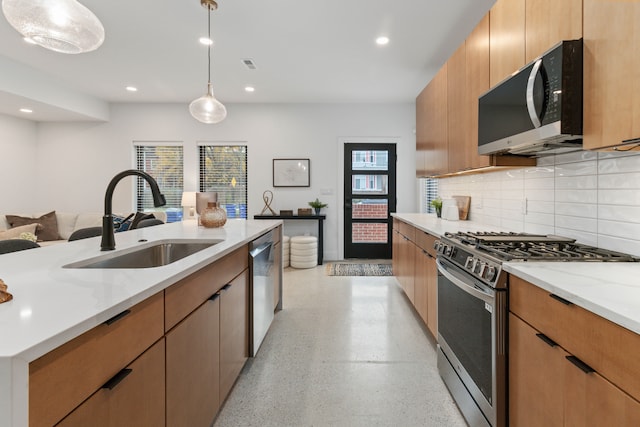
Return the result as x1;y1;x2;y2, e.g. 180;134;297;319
0;219;281;426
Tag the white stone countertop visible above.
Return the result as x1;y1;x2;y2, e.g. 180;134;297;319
393;213;640;335
0;218;281;426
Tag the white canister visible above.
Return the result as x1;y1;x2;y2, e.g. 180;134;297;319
442;199;459;221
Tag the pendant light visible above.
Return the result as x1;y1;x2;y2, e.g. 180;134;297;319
189;0;227;124
2;0;105;54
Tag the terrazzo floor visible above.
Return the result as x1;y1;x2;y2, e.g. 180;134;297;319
213;265;467;427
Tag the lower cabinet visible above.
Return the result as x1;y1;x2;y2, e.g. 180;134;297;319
392;219;438;340
219;270;249;400
509;278;640;426
58;338;165;427
166;294;221;427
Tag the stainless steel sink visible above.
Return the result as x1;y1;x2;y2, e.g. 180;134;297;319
64;239;223;269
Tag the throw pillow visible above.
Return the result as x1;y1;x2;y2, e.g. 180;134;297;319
6;211;61;242
0;223;40;241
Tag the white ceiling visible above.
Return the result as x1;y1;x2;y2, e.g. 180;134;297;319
0;0;495;122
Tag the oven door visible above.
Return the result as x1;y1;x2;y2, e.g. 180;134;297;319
436;257;506;427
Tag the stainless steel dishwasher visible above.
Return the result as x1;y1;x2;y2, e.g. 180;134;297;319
249;229;276;356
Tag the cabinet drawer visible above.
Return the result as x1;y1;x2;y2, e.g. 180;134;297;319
415;229;437;257
29;292;164;427
57;338;165;427
510;275;640;402
398;221;416;241
165;245;249;331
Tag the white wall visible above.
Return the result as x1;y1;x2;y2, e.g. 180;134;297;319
437;150;640;257
0;115;38;212
23;102;417;260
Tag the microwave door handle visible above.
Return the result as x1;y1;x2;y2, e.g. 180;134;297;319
526;58;543;128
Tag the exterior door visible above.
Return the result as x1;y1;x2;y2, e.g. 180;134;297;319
344;143;396;259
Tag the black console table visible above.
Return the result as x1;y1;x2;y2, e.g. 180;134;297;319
253;214;326;265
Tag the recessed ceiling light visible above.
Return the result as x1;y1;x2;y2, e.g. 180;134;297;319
199;37;213;46
376;36;390;46
19;108;33;113
126;86;138;92
245;86;255;93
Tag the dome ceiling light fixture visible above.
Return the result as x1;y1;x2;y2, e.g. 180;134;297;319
189;0;227;124
2;0;105;54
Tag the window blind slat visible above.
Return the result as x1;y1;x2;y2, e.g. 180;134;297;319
199;145;248;219
423;178;439;214
135;145;184;217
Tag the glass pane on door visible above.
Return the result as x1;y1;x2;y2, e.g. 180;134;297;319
352;199;388;219
351;175;388;195
351;223;389;244
352;150;389;171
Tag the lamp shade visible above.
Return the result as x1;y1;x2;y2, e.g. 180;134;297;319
2;0;105;54
189;83;227;124
181;191;197;207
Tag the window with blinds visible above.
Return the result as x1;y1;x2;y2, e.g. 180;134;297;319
199;145;248;219
134;144;184;221
423;177;439;214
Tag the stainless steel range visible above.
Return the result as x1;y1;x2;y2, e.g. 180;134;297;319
434;232;638;427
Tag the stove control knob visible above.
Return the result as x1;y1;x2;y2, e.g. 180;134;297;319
474;261;485;275
444;245;452;256
485;266;497;281
433;241;440;251
464;256;474;270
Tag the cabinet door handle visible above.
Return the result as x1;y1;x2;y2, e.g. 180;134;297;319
536;333;558;347
549;293;573;306
104;309;131;326
208;292;220;301
102;368;132;390
221;284;231;291
566;355;595;374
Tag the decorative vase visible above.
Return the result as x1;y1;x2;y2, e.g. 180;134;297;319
314;207;321;215
200;202;227;228
435;206;442;218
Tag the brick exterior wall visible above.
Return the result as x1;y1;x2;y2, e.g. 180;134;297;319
351;203;388;243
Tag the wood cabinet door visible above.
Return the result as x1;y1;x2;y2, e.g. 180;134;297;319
465;13;491;170
447;41;468;173
423;64;449;176
57;339;165;427
489;0;526;87
565;362;640;427
583;0;640;150
400;233;416;303
425;252;437;339
415;87;429;177
392;228;401;282
525;0;582;63
166;296;221;427
509;313;564;427
414;246;429;324
220;269;249;401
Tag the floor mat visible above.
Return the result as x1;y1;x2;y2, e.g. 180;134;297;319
325;263;393;276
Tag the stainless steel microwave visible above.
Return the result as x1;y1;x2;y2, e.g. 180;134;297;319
478;39;583;156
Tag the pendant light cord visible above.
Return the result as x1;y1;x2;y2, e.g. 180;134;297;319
207;5;212;85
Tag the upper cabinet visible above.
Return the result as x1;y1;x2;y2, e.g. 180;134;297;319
447;42;468;173
417;64;449;177
489;0;525;87
465;14;492;170
525;0;582;62
583;0;640;150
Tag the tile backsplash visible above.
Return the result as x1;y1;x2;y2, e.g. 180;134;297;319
437;150;640;257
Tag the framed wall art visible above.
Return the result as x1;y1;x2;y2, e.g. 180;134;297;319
273;158;310;187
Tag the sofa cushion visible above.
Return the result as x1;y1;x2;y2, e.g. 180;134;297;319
0;223;39;241
6;211;61;242
54;212;79;240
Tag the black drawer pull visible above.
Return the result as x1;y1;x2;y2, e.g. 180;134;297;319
549;293;573;306
566;356;595;374
102;368;132;390
208;292;220;301
221;284;231;291
536;333;558;348
104;309;131;326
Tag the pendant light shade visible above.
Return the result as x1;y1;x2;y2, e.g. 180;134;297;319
190;0;226;124
2;0;105;54
190;82;227;124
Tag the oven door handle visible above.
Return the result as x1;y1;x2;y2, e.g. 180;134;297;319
436;258;494;304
